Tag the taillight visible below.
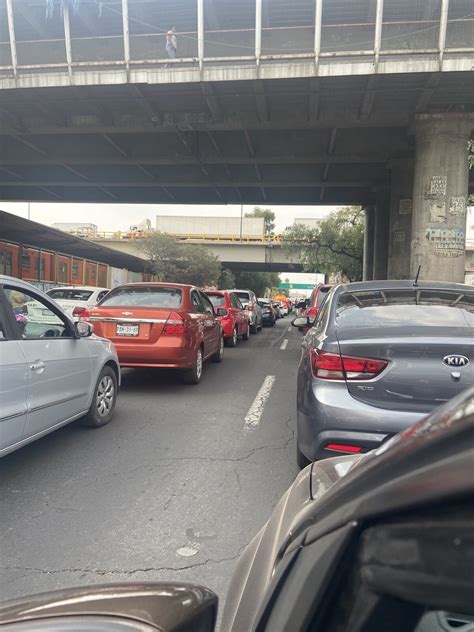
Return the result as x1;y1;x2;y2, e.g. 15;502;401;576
311;350;387;380
73;306;86;317
247;305;254;312
163;312;185;335
306;306;318;319
326;443;363;454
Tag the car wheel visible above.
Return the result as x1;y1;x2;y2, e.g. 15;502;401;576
182;348;203;384
271;318;276;326
242;323;250;341
81;366;117;427
227;327;238;348
296;444;311;469
250;322;257;334
212;334;224;362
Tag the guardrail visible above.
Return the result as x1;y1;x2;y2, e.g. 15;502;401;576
74;231;285;243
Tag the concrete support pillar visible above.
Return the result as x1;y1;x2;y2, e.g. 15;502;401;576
373;193;390;280
363;206;375;281
387;159;414;279
411;114;473;282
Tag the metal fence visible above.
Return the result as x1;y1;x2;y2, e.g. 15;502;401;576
0;0;473;75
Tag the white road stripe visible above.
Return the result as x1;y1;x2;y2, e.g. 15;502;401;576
288;326;292;332
280;339;288;350
244;375;276;430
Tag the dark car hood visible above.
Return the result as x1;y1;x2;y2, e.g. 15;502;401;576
221;454;363;632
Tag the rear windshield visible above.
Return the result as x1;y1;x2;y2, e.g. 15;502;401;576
234;292;250;303
207;294;226;307
316;287;330;307
99;286;182;308
336;289;474;328
48;289;94;301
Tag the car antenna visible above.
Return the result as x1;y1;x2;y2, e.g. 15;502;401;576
413;265;421;287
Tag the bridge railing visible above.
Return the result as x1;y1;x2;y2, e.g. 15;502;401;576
1;0;473;78
76;230;285;243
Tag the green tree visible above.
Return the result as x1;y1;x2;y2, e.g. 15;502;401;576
283;206;365;282
245;207;276;235
140;233;221;287
233;271;281;296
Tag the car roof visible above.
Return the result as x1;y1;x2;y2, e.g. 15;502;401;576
109;282;193;290
336;279;474;293
47;286;109;292
288;387;474;550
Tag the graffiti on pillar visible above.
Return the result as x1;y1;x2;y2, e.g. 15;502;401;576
425;226;465;257
393;230;406;244
428;176;447;196
398;199;412;215
428;201;446;223
449;197;467;217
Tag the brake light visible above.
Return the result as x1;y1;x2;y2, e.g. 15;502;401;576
163;312;185;335
306;306;318;319
247;305;254;312
326;443;363;454
73;306;86;317
311;350;387;380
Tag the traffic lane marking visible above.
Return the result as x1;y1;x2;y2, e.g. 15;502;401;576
280;339;288;350
244;375;276;430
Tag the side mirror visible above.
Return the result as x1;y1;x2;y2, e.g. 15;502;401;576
0;583;217;632
216;308;227;317
75;320;93;338
292;316;310;329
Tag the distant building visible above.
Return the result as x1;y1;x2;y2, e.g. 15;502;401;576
0;211;153;291
52;222;98;236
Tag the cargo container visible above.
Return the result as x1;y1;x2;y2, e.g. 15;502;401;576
155;216;265;239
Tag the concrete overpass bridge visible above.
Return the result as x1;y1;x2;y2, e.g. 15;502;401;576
90;235;304;272
0;0;473;282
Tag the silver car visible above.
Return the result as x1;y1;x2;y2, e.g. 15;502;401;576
231;289;263;333
292;280;474;467
0;276;121;457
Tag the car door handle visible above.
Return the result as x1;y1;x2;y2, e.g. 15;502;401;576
29;360;45;371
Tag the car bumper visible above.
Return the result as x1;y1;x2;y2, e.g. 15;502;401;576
114;339;196;369
297;380;425;461
261;313;274;323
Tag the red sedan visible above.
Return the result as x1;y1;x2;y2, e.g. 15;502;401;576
205;290;250;347
81;283;224;384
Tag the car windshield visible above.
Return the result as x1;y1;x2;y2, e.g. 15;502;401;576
47;289;94;301
336;289;474;328
207;294;226;307
99;286;182;308
234;292;250;303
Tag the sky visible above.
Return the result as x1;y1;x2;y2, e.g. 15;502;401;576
0;201;336;286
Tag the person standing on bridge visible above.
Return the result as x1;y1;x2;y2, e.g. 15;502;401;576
165;26;177;62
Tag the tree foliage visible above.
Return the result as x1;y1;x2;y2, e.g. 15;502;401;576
218;268;236;290
282;206;365;282
140;233;221;287
245;207;276;235
232;271;281;297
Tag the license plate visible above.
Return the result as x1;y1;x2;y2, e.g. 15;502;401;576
116;323;139;336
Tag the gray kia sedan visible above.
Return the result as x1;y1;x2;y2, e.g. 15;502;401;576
0;276;121;457
292;280;473;467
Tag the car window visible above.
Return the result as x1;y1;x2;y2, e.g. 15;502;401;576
191;291;204;313
99;286;182;308
229;293;240;309
199;292;215;316
314;298;331;331
4;286;70;339
97;290;109;302
336;289;474;328
234;291;250;304
207;294;226;308
0;309;7;340
47;289;94;301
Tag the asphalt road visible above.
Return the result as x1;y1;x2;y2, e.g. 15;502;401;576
0;317;301;616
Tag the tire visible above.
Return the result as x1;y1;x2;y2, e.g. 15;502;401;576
242;323;250;341
182;348;203;384
212;334;224;362
81;366;117;427
250;322;258;334
227;326;238;348
271;318;276;327
296;444;311;469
